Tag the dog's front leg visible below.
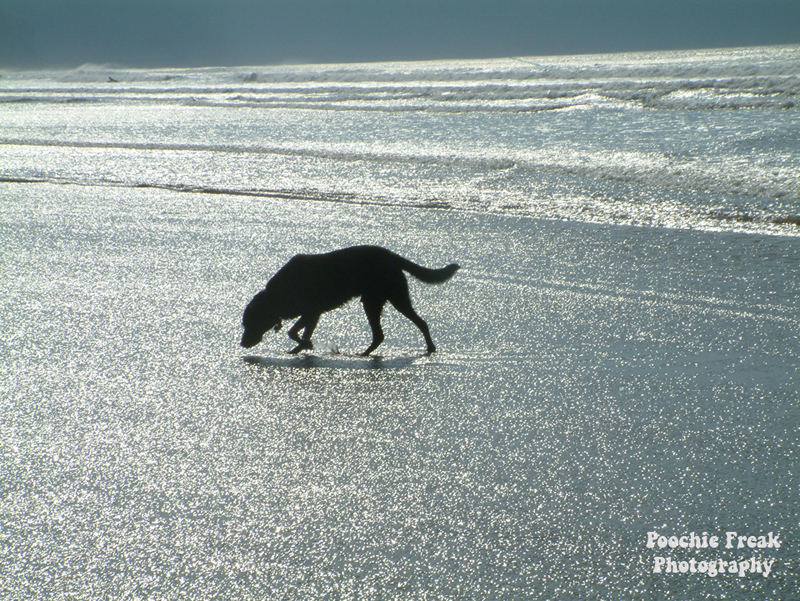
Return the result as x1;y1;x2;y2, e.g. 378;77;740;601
287;317;312;353
287;314;318;354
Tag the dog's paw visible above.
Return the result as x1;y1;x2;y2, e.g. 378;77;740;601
289;340;314;354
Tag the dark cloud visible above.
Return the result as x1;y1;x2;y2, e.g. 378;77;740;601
2;0;799;69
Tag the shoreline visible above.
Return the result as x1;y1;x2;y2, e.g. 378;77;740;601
3;178;800;239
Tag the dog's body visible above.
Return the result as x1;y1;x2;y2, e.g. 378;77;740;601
241;245;459;355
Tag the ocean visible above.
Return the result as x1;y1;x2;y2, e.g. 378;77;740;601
1;46;798;599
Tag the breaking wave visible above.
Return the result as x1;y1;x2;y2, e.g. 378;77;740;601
2;45;798;112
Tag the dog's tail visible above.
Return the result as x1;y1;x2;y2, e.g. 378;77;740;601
398;257;460;284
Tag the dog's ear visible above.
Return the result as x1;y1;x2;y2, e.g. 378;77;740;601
273;321;282;332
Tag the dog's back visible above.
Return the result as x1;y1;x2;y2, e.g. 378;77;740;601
275;245;456;304
319;245;459;283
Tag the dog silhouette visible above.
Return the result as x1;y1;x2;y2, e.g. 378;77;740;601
241;245;459;355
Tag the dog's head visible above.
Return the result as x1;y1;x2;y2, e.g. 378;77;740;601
240;289;282;348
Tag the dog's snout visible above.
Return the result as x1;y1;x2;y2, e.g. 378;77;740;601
240;331;261;348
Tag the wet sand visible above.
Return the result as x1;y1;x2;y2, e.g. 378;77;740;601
1;182;798;598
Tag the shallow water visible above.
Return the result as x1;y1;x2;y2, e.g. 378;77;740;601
2;183;798;599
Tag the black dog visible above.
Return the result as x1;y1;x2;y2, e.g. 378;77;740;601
241;245;459;355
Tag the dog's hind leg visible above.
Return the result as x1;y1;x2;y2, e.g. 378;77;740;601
389;291;436;354
288;314;319;354
360;297;386;356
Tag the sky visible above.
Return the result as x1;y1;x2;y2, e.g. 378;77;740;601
1;0;799;69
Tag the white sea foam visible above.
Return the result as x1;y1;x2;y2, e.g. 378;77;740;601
3;46;798;111
1;45;799;234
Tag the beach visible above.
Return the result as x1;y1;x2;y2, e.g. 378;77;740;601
1;180;798;598
2;45;799;598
